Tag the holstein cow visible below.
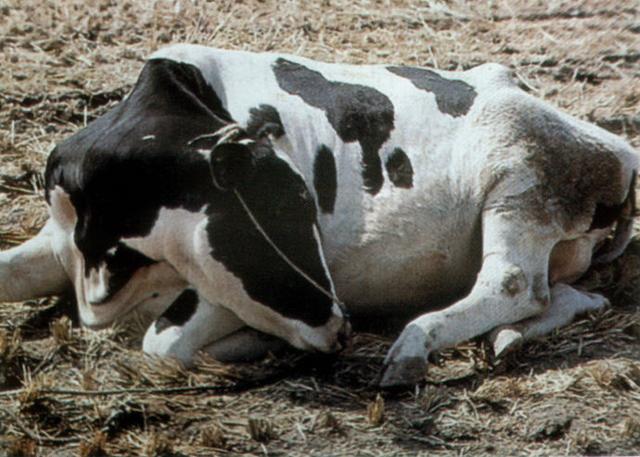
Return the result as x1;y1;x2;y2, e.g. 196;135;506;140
1;44;637;387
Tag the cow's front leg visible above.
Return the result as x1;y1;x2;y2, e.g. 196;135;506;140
143;288;245;366
380;209;560;387
489;283;609;356
202;327;287;362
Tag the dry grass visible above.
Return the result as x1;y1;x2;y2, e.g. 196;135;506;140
1;0;639;455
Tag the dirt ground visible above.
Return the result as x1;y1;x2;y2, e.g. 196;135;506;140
1;0;640;455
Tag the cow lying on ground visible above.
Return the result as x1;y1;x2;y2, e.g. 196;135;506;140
1;44;637;387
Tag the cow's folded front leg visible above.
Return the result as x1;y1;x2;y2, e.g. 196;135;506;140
489;283;609;356
380;209;560;387
202;327;288;362
143;288;244;366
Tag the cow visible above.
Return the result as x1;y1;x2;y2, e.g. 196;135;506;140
0;44;637;387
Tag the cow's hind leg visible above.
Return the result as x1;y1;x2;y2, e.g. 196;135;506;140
143;287;283;365
490;283;609;356
0;220;70;302
380;209;560;387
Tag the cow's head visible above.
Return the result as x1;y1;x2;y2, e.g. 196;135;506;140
202;134;351;353
39;124;349;354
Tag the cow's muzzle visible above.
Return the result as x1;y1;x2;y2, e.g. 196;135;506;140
334;318;353;352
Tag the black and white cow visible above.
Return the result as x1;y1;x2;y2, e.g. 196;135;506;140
1;44;637;387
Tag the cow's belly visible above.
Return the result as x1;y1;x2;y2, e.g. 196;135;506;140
330;246;480;315
322;193;483;315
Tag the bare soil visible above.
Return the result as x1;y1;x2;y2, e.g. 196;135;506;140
0;1;639;456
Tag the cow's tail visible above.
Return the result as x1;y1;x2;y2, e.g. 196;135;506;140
0;220;70;302
593;171;637;265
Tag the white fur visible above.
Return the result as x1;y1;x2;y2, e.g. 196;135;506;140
143;290;245;364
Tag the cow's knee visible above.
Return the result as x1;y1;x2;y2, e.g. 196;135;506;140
143;289;200;364
490;283;609;356
143;288;244;365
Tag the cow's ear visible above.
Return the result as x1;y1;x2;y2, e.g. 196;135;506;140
209;142;255;191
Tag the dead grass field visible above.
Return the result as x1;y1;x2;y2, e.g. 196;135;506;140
1;0;640;455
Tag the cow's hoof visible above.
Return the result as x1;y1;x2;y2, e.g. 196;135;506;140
379;324;428;388
380;356;427;388
491;327;523;357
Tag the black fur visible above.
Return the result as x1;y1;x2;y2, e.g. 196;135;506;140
246;104;285;139
385;148;413;189
313;145;337;213
155;288;199;332
273;58;394;195
387;66;477;117
206;143;334;327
